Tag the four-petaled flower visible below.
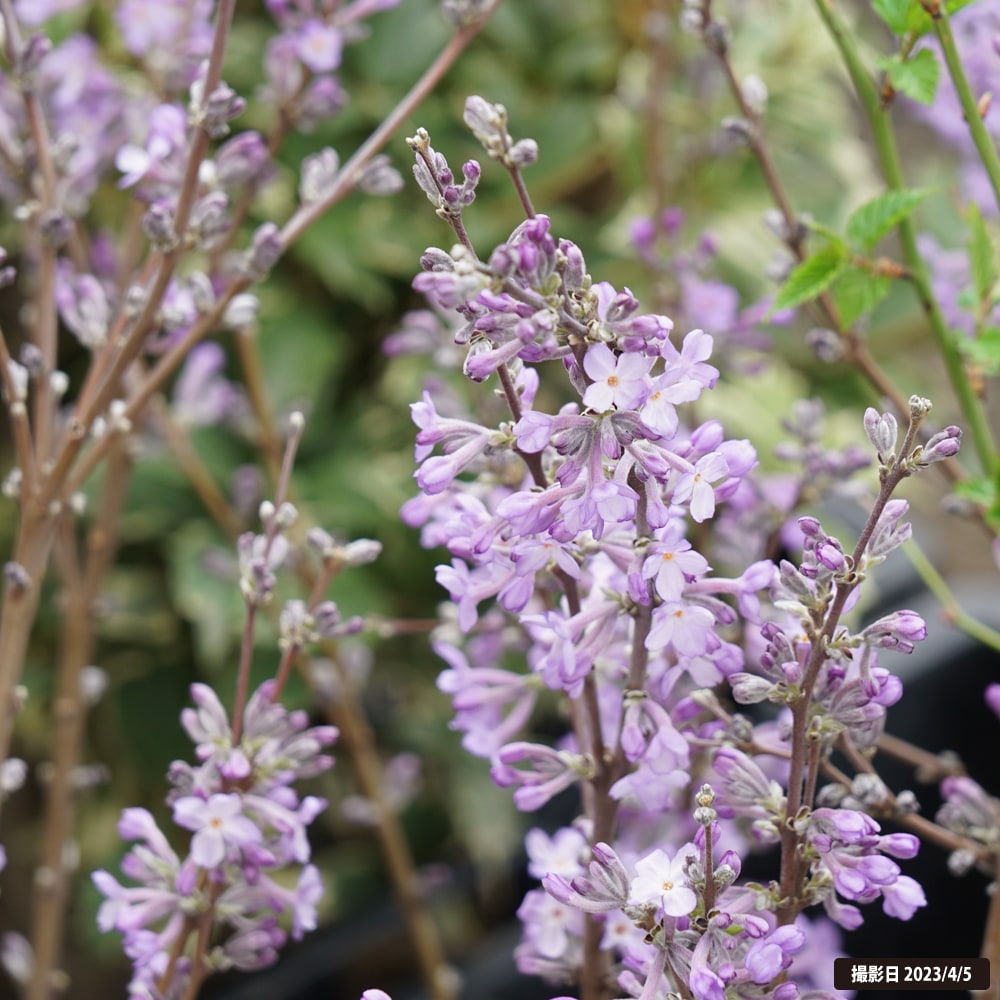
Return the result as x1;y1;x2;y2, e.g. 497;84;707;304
628;847;697;916
173;793;263;869
581;342;652;412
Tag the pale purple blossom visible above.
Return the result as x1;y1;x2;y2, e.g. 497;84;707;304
628;847;697;916
173;793;264;868
581;342;652;412
295;20;343;72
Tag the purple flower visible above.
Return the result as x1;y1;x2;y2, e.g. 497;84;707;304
525;825;587;879
435;639;537;757
295;20;343;72
542;841;631;914
516;887;584;961
680;275;740;334
14;0;84;23
861;609;927;654
172;342;245;427
628;847;697;916
672;452;729;522
743;924;805;984
116;0;213;87
660;328;719;390
54;264;111;350
881;875;927;920
173;793;264;868
986;683;1000;720
115;102;187;190
646;600;716;656
581;342;651;411
641;521;710;600
491;742;583;811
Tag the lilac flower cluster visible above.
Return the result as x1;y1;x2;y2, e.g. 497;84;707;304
90;430;382;996
93;680;335;998
393;97;963;1000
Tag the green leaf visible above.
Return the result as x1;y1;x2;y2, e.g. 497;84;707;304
831;267;893;327
905;0;976;36
877;49;940;105
959;326;1000;375
802;219;848;249
773;244;848;312
967;203;999;306
872;0;911;34
953;470;1000;531
846;187;932;250
953;475;994;507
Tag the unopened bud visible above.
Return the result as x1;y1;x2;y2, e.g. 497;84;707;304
806;327;844;362
358;154;403;197
864;407;898;462
49;370;69;397
143;202;178;252
741;74;769;116
242;222;282;281
908;394;932;422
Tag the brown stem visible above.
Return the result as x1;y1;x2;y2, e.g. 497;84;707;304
0;0;61;462
233;327;283;482
178;900;218;1000
31;246;58;464
876;731;966;782
27;445;131;1000
838;732;995;862
0;324;36;494
148;393;243;539
0;503;56;781
505;164;536;219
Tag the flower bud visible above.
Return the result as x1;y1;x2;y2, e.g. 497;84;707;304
864;407;897;462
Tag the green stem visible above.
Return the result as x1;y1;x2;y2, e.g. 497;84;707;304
813;0;997;478
931;5;1000;214
902;537;1000;653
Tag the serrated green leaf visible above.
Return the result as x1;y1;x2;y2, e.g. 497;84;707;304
831;267;893;327
803;218;848;251
959;326;1000;374
773;245;848;312
953;469;1000;530
967;203;999;306
846;187;932;250
872;0;911;34
885;48;940;104
953;475;994;506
